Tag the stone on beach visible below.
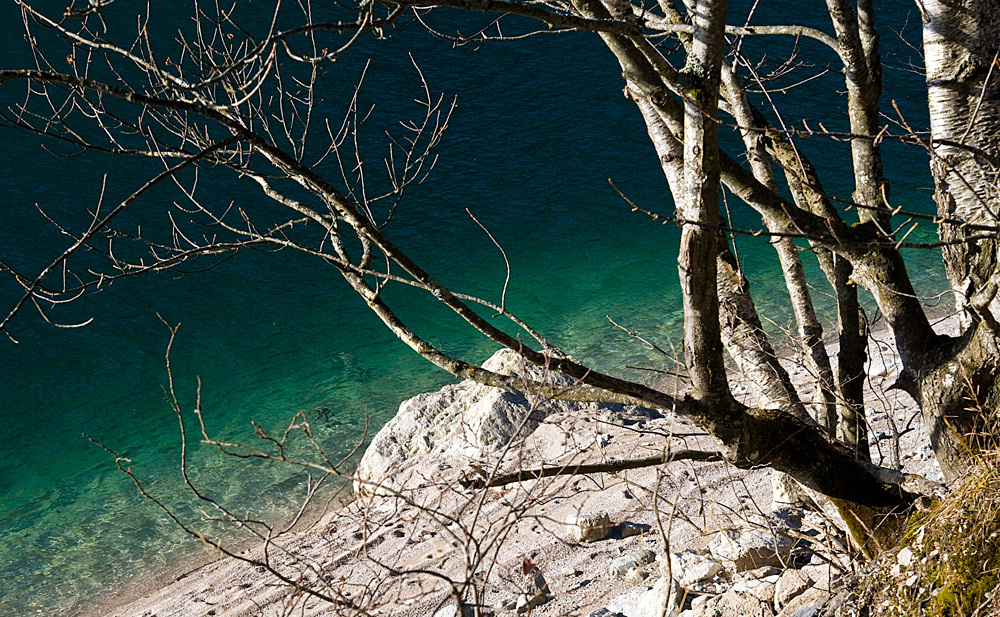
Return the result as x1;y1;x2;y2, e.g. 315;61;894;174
567;511;614;543
354;349;653;494
708;528;792;572
670;549;724;587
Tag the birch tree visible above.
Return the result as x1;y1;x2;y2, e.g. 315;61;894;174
1;0;997;548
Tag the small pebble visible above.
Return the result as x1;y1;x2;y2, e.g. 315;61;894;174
610;555;638;578
494;598;516;611
624;568;650;584
633;549;657;566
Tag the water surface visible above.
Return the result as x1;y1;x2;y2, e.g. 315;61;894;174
0;2;946;614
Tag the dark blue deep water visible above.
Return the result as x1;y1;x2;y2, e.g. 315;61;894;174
0;1;946;614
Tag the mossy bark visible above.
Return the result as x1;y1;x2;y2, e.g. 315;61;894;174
916;324;1000;483
725;405;910;511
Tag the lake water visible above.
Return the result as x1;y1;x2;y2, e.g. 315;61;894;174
0;2;946;615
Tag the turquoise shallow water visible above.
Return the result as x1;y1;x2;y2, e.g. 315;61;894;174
0;2;946;615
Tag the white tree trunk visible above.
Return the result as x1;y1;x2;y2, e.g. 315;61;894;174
921;0;1000;481
924;0;1000;327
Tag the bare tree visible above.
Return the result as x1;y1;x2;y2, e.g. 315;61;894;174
1;0;996;552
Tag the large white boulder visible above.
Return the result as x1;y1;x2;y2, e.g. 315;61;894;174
355;349;652;494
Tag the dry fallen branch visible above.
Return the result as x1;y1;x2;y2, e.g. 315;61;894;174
460;450;727;489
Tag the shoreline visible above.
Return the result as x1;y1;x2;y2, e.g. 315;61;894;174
77;545;230;617
81;480;354;617
88;302;958;617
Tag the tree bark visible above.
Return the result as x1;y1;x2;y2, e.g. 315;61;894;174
630;84;806;420
721;65;838;435
679;0;732;403
758;125;868;458
576;0;910;513
923;0;1000;324
920;0;1000;481
826;0;887;230
717;245;810;421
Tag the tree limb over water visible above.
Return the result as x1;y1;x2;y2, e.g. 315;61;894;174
4;0;1000;561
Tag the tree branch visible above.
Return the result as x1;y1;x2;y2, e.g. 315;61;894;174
459;449;726;489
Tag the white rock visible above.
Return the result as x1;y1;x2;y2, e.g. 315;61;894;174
731;575;780;603
625;569;650;585
733;566;781;584
606;586;652;617
866;351;899;379
797;564;835;592
568;512;613;543
771;472;810;509
611;555;639;578
775;586;829;617
708;529;792;572
699;575;779;617
434;604;474;617
774;569;812;610
514;566;551;613
897;547;914;568
924;464;945;484
355;349;665;494
588;610;627;617
799;489;851;539
494;598;516;611
670;550;724;587
355;350;566;492
607;577;682;617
